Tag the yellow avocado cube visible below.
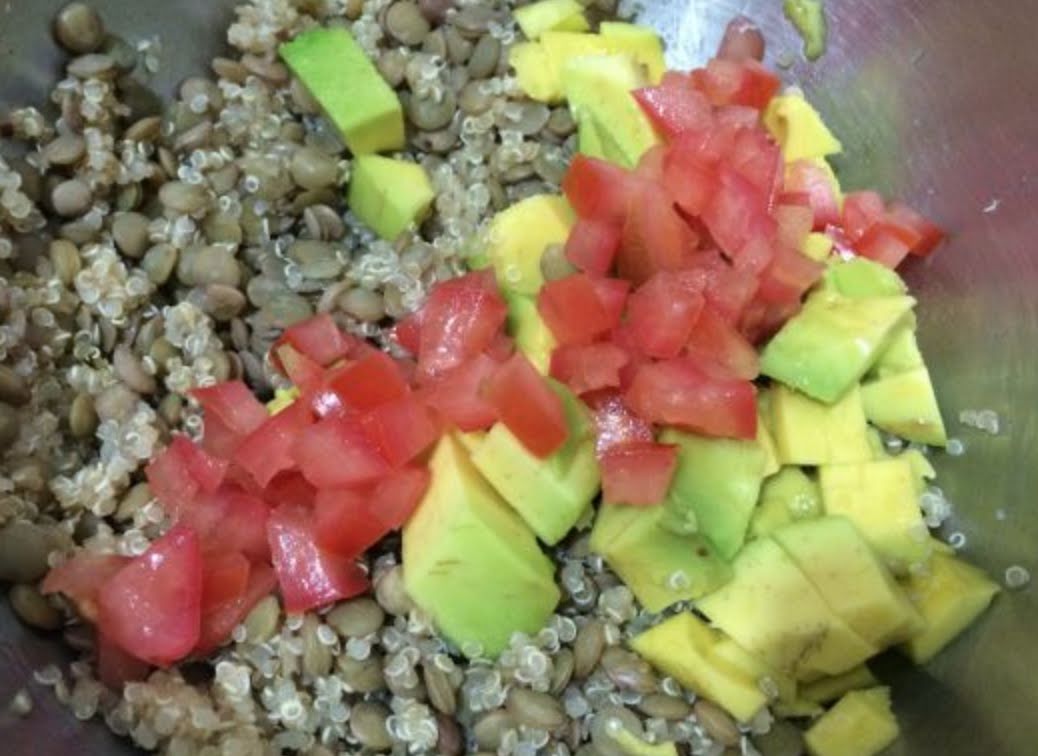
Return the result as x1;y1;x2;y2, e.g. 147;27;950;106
515;0;589;41
805;688;900;756
510;42;564;103
347;155;435;241
764;93;843;162
767;384;874;466
899;552;999;664
801;665;879;705
486;194;574;295
801;231;834;262
599;22;666;83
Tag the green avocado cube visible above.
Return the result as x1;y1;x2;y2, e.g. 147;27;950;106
514;0;589;40
347;155;435;241
749;466;822;539
819;459;932;573
599;22;666;83
800;665;879;705
870;321;925;378
590;503;732;613
767;384;873;466
760;291;916;404
862;367;947;447
660;429;768;560
280;27;404;155
823;258;908;299
504;290;557;375
804;688;900;756
403;435;559;658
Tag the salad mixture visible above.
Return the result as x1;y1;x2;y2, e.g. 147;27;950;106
0;1;1002;755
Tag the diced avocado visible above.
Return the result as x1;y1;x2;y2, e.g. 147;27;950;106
541;30;615;77
870;322;924;378
862;367;948;447
347;155;435;241
280;27;404;155
577;112;610;160
764;93;842;161
760;290;916;403
659;429;767;560
630;613;770;723
757;411;781;478
801;665;878;705
562;53;661;169
801;232;834;262
510;42;564;103
783;0;829;62
749;467;822;539
470;381;598;545
590;503;732;613
504;290;557;374
515;0;589;40
824;258;908;299
599;22;666;83
403;435;560;657
773;699;824;719
804;688;900;756
902;449;936;491
486;194;574;295
899;552;999;664
267;387;300;415
767;384;873;466
819;459;932;573
774;517;926;647
787;157;843;208
697;538;877;681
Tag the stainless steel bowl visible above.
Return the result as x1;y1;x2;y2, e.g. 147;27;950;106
2;1;1036;753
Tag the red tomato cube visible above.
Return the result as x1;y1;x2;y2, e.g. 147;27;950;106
485;353;569;458
360;395;441;468
97;633;151;690
886;202;945;256
42;552;131;623
196;560;276;655
626;272;706;359
619;182;697;286
841;191;886;242
97;525;203;666
418;271;508;379
565;218;622;276
685;305;760;380
274;343;326;395
293;414;390;488
315;488;390;558
550;342;630;395
702;165;774;256
421;353;500;431
773;203;815;250
633;82;713;139
625;358;758;439
663;145;718;217
583;390;656;457
785;159;841;230
272;313;352;369
146;435;229;519
190;381;268;458
562;155;634;225
538;274;615;346
326;350;409;412
233;400;314;489
854;221;916;269
600;443;679;506
691;58;781;110
264;471;318;510
268;504;369;613
181;486;271;563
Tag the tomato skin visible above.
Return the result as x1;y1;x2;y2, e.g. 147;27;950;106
625;358;758;439
315;488;387;558
663;145;718;217
685;304;761;380
485;353;569;458
562;155;634;225
268;503;369;613
854;220;915;269
184;487;272;562
292;414;390;489
374;466;432;529
785;159;841;230
691;58;781;110
565;218;622;276
421;353;500;431
550;342;630;395
886;202;945;256
196;560;276;655
264;471;317;510
633;82;713;139
600;443;679;506
190;381;268;458
326;350;409;412
360;395;441;468
97;633;152;689
391;310;423;355
717;16;765;62
97;525;203;666
42;552;131;623
702;164;773;257
626;272;706;359
272;313;352;369
538;274;615;346
583;389;656;457
233;400;314;489
146;435;229;519
841;191;886;242
418;271;508;379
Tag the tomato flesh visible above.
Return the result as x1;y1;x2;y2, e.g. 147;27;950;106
360;394;441;468
562;155;634;225
626;272;705;359
190;381;268;458
326;350;409;412
633;81;712;139
565;218;621;276
550;343;630;395
42;552;131;623
538;274;616;346
146;435;228;519
421;353;500;431
292;414;390;488
600;443;679;506
273;313;352;369
418;270;508;379
233;400;314;489
686;305;761;380
485;353;569;458
583;390;656;457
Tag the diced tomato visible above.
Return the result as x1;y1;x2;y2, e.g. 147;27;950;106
97;633;151;690
702;165;773;257
583;390;656;457
732;236;775;275
757;243;827;304
591;278;631;326
485;353;569;458
42;552;131;623
183;487;271;562
146;435;228;519
663;145;718;217
600;443;678;506
391;309;423;355
485;331;516;363
685;305;760;380
619;182;696;286
190;381;268;458
373;465;431;530
886;202;945;256
740;299;802;345
421;354;499;431
717;16;765;62
196;559;276;655
268;503;369;613
264;471;317;510
562;155;634;225
274;343;326;395
272;313;351;369
854;220;915;269
292;414;390;488
634;81;713;139
625;358;758;439
785;159;841;230
360;394;441;468
729;127;783;199
626;272;706;359
97;525;203;666
550;343;630;395
233;400;314;489
326;350;409;412
841;191;886;242
691;58;780;110
538;274;615;346
565;218;622;276
773;203;815;250
315;488;388;558
418;270;508;379
701;261;760;325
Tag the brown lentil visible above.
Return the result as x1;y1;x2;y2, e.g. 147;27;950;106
0;521;64;584
0;366;30;406
9;584;63;631
51;179;93;218
68;393;98;439
601;646;659;694
336;653;386;693
507;687;566;730
637;693;692;721
325;597;384;638
350;701;394;750
43;133;87;167
436;712;464;756
374;564;413;616
694;699;742;747
0;403;19;448
385;2;431;46
474;709;517;751
423;661;457;715
467;35;502;79
574;619;607;679
53;2;106;54
754;719;806;756
115;481;152;523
